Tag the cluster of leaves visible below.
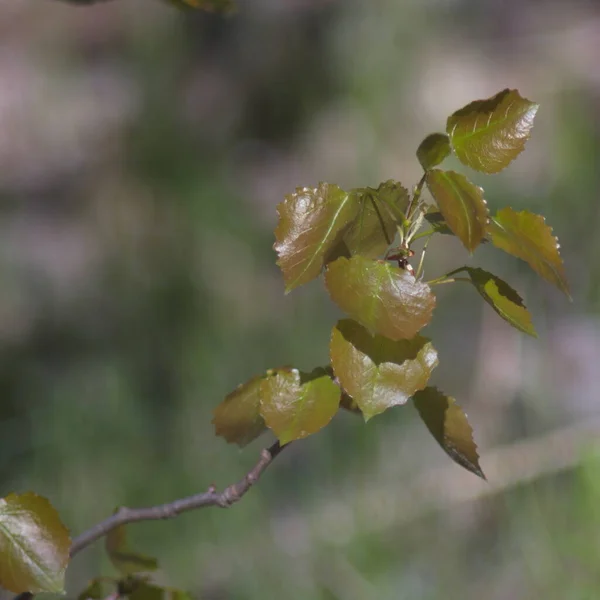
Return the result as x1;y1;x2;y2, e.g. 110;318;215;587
212;88;570;480
78;522;190;600
0;87;569;598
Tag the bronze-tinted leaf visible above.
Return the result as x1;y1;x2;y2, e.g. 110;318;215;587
426;169;489;253
446;88;539;173
106;522;158;576
330;319;438;421
212;375;267;447
416;133;451;170
374;180;411;221
325;256;436;341
487;207;570;297
0;492;71;594
413;387;485;479
463;267;537;337
342;190;397;258
274;183;359;293
259;369;341;445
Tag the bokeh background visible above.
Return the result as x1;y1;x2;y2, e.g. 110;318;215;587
1;0;600;598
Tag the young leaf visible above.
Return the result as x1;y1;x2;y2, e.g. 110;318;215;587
416;133;451;170
341;190;397;258
106;522;158;576
330;319;438;421
325;256;436;341
212;375;267;447
446;88;539;174
463;267;537;336
274;183;359;293
425;169;489;253
259;368;341;445
413;387;485;479
487;207;570;297
374;180;411;221
0;493;71;594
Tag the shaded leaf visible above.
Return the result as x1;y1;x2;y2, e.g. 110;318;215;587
463;267;537;336
423;211;454;236
325;256;436;341
446;88;539;173
373;180;411;222
212;375;267;447
166;0;236;11
128;582;193;600
0;492;70;594
106;522;158;576
413;387;485;479
78;578;115;600
274;183;359;292
341;189;397;258
488;207;570;297
259;369;341;445
426;169;488;252
330;319;438;421
416;133;451;170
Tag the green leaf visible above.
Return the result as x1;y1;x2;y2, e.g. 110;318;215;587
413;387;485;479
274;183;359;293
330;319;438;421
341;190;397;258
106;522;158;576
446;88;539;173
416;133;451;170
373;180;411;222
212;375;267;447
259;368;341;445
463;267;537;336
0;492;71;594
425;169;489;253
78;578;116;600
487;207;570;297
325;256;436;341
128;582;193;600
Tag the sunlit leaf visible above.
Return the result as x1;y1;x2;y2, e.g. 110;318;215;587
426;170;488;253
413;387;485;479
259;368;341;445
487;207;570;297
106;522;158;576
462;267;537;336
212;375;267;447
274;183;359;292
416;133;451;170
446;88;539;173
330;319;438;421
0;493;70;594
341;189;397;258
325;256;436;341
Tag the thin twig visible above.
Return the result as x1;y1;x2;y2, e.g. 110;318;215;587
70;440;284;558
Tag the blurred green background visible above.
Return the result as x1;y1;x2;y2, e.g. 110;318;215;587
1;1;600;598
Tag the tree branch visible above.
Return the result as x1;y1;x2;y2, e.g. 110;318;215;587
70;440;284;558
